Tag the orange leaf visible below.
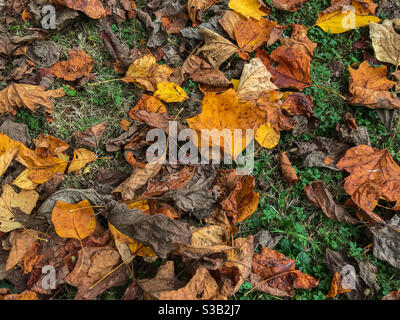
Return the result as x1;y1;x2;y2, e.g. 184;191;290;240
46;50;93;81
51;200;96;239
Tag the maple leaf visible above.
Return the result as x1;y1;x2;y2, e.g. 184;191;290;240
336;145;400;223
256;24;317;90
44;49;93;81
348;61;400;109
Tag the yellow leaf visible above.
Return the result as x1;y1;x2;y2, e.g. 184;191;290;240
122;54;174;92
12;169;38;190
228;0;268;20
0;185;39;233
51;200;96;239
316;10;380;34
0;133;21;176
255;122;280;148
68;148;96;173
154;82;189;103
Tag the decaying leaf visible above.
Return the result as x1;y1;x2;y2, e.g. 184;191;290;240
370;20;400;66
326;271;351;298
0;84;65;117
33;134;69;158
0;185;39;233
272;0;310;12
44;49;93;81
188;0;217;25
52;0;107;19
279;152;299;184
336;145;400;223
196;28;240;68
348;61;400;109
74;122;108;149
5;229;39;271
304;180;358;224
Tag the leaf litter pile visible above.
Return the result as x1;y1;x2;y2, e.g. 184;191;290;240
0;0;399;300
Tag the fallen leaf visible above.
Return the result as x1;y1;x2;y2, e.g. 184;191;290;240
188;0;217;26
370;20;400;66
272;0;310;12
237;58;278;101
0;185;39;233
0;83;65;117
279;152;299;184
129;94;167;121
33;134;69;158
304;180;358;224
74;122;108;149
5;229;39;271
104;201;192;259
336;145;400;223
348;61;400;109
215;169;260;223
218;10;243;40
51;199;96;240
196;28;240;68
382;289;400;300
187;89;259;160
255;123;280;149
154;82;189;103
229;0;269;20
256;25;317;90
122;53;174;91
68;148;96;173
326;271;351;298
52;0;107;19
44;49;93;81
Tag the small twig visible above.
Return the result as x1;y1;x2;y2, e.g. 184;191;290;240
312;85;346;100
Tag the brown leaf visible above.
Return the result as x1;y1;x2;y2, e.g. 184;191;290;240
74;122;108;149
33;134;69;158
336;145;400;223
326;271;351;298
6;229;39;271
303;180;358;224
272;0;310;12
215;169;260;223
188;0;217;26
0;83;65;117
44;50;93;81
382;289;400;300
196;28;240;68
279;151;299;184
52;0;107;19
348;61;400;109
256;24;317;90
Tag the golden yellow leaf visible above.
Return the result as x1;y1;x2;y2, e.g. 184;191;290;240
153;82;189;103
0;133;20;176
228;0;268;20
0;185;39;233
255;122;280;148
12;169;38;190
68;148;96;173
122;54;174;92
316;10;380;33
51;200;96;239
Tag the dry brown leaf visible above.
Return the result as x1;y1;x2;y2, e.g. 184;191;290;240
237;57;278;101
279;152;299;184
256;24;317;90
5;229;39;271
326;271;351;298
219;10;243;40
348;61;400;109
336;145;400;223
370;20;400;66
303;180;358;224
188;0;217;25
74;122;108;149
52;0;107;19
196;28;240;68
45;50;93;81
272;0;310;12
0;83;65;117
